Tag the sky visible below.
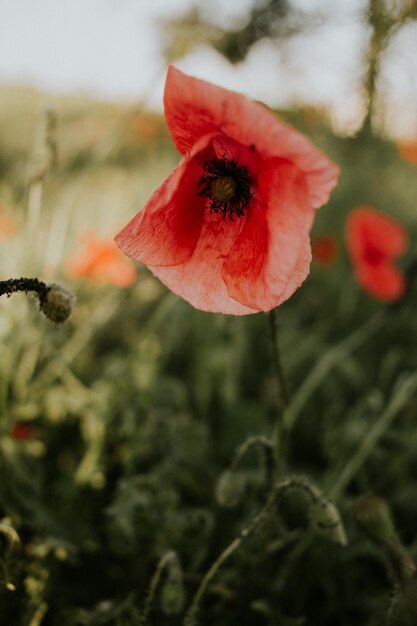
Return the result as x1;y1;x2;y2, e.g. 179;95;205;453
0;0;416;136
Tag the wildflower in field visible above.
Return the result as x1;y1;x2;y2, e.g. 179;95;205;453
10;423;39;441
312;235;338;266
346;207;408;302
397;140;417;166
66;233;136;287
0;204;15;238
116;66;339;314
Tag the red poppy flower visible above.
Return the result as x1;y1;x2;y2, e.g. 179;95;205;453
10;423;39;441
346;207;408;302
66;233;136;288
115;66;340;314
312;235;338;266
397;140;417;166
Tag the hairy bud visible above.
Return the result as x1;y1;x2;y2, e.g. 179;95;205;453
161;564;184;615
39;283;75;324
215;470;246;508
309;497;347;546
353;495;396;546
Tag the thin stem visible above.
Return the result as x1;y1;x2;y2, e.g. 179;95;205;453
0;278;50;303
268;309;290;409
329;371;417;501
184;487;278;626
141;551;177;626
230;435;275;492
285;311;385;433
268;309;290;468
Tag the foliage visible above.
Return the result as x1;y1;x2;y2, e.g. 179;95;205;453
0;80;417;626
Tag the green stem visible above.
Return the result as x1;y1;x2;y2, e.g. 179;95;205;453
329;372;417;501
268;309;290;468
184;487;278;626
141;551;177;626
230;435;275;492
285;311;385;434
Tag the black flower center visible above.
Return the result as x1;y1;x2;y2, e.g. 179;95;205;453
198;157;252;221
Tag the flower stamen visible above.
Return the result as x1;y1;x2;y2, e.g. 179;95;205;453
198;157;252;221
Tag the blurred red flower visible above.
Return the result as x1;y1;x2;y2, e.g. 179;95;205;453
0;204;15;238
397;140;417;166
66;233;136;287
346;207;408;301
10;423;38;441
312;235;338;266
116;66;339;314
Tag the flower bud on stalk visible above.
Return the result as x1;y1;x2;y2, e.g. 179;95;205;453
353;495;397;546
216;470;246;508
0;278;75;324
160;553;184;615
39;283;75;324
353;494;416;583
309;497;347;546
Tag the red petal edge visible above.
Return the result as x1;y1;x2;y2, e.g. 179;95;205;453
115;134;213;267
164;66;339;209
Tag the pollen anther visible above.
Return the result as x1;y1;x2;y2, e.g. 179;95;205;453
198;156;252;221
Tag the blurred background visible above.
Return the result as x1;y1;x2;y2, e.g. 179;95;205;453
1;0;417;135
0;1;417;626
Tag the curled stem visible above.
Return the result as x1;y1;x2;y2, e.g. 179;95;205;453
230;435;275;492
185;475;345;625
0;278;74;324
0;278;50;301
184;487;278;626
141;551;179;626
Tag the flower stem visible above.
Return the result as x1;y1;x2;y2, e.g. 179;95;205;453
184;487;278;626
141;551;178;626
230;435;275;492
0;278;50;302
267;309;290;469
329;371;417;501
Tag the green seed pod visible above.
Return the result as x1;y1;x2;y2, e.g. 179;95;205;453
39;283;75;324
353;495;397;546
309;497;347;546
215;470;246;508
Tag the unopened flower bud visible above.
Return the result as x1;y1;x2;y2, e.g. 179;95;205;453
215;470;245;508
39;283;75;324
161;570;184;615
353;495;396;546
309;497;347;546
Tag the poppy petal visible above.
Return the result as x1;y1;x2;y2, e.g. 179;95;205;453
222;160;314;311
357;263;405;301
347;207;408;260
164;66;339;209
115;134;213;267
148;211;257;315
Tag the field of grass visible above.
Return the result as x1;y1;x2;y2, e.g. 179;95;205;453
0;85;417;626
